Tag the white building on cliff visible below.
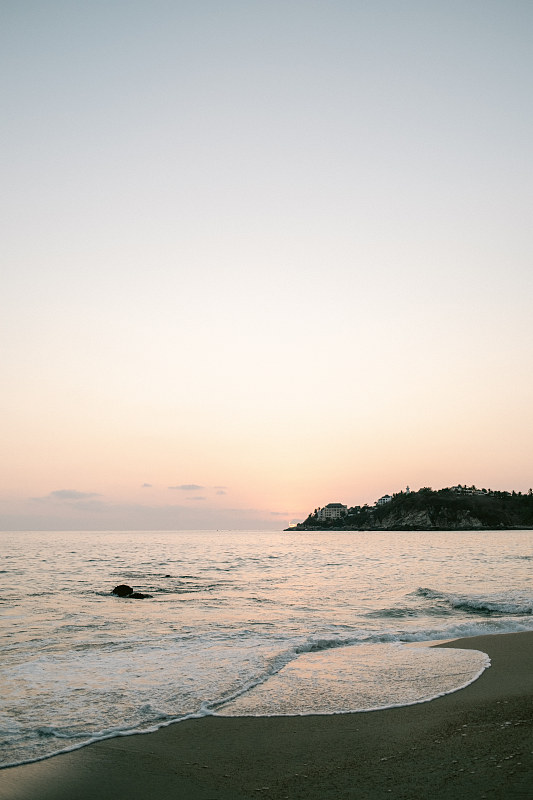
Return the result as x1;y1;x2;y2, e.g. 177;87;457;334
317;503;348;521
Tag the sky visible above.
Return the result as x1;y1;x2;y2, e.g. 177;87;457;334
1;1;532;530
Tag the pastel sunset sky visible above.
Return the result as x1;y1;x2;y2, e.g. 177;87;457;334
2;1;532;530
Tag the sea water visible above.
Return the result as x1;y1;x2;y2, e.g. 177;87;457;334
1;529;532;768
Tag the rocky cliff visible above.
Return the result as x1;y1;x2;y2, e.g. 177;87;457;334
290;487;533;531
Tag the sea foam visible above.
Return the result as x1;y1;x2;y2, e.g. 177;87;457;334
216;642;490;717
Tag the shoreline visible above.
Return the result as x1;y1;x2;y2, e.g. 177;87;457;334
286;526;533;531
1;631;532;799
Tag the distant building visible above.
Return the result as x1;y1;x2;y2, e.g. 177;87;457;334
376;494;392;506
450;485;485;496
317;503;348;520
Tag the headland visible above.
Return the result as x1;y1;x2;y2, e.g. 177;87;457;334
288;485;533;531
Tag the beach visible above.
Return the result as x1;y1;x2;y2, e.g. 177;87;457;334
1;631;531;800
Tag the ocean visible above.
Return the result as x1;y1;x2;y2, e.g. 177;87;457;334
1;528;532;768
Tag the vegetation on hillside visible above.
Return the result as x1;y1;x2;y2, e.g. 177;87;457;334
292;486;533;531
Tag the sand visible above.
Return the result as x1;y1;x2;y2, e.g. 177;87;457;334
1;631;531;800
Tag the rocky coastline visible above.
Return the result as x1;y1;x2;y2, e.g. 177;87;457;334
288;486;533;531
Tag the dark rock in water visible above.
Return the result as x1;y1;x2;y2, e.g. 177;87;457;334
112;584;134;597
111;584;152;599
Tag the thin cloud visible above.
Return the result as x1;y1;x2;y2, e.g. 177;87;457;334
141;483;153;488
270;511;289;516
213;485;228;490
52;490;101;500
31;490;102;503
216;490;227;496
168;484;204;491
187;496;206;501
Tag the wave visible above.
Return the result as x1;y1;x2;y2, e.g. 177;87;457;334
0;710;207;771
365;607;429;619
3;620;532;772
214;647;492;720
414;587;533;616
266;619;533;663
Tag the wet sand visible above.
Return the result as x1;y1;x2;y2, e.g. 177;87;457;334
1;631;531;800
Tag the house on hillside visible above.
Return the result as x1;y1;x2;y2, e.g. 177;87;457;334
317;503;348;521
376;494;392;506
450;485;485;496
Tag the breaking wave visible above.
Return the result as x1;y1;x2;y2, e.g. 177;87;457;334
415;587;533;616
